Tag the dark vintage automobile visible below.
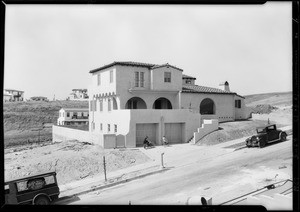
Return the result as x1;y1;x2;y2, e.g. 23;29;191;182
5;171;60;205
245;124;287;148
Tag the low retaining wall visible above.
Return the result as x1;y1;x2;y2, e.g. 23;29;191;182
192;119;219;144
53;125;90;143
52;125;117;148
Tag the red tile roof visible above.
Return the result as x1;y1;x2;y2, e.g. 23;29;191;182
182;74;196;79
151;63;183;72
182;85;245;98
89;61;184;73
89;61;156;73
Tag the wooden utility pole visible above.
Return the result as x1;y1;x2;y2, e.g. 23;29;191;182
103;156;107;181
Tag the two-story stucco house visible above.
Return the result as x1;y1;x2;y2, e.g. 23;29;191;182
88;61;251;148
68;89;89;101
57;108;89;126
4;89;24;102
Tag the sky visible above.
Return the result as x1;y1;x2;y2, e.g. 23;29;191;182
4;2;292;100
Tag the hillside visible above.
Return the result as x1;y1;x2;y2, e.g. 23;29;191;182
197;91;292;146
3;100;88;148
244;91;292;107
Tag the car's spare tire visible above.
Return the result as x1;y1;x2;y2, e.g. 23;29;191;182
280;132;287;141
34;195;50;205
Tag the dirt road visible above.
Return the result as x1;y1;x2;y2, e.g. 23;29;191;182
70;135;292;205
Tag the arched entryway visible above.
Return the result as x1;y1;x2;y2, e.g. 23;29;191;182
200;98;215;114
152;97;172;109
125;97;147;109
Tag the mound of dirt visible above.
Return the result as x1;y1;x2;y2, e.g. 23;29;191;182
251;104;278;114
4;140;151;185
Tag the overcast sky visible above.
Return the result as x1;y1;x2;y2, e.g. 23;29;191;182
4;2;292;100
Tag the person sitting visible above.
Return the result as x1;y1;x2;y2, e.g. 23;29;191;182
143;136;154;149
162;136;169;146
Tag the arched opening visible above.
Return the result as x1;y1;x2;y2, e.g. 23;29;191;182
152;97;172;109
125;97;147;109
112;97;118;110
200;98;215;114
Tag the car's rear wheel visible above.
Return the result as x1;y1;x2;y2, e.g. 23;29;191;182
34;195;50;205
280;132;287;142
258;140;265;148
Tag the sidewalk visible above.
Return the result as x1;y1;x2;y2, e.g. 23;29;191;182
58;160;164;200
56;125;292;204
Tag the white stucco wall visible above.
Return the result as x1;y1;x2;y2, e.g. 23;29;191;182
151;66;182;91
181;93;235;123
90;67;117;96
234;95;251;120
90;109;200;148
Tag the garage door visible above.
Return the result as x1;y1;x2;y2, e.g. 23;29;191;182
165;123;183;144
136;124;157;147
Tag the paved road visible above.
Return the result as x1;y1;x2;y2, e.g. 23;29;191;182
69;136;292;205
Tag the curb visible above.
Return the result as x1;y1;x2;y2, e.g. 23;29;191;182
55;166;170;204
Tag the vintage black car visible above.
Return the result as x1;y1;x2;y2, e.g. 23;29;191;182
245;124;287;148
5;171;60;205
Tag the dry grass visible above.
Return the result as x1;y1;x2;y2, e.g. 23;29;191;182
3;100;88;148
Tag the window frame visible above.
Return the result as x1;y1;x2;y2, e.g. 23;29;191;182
164;72;171;83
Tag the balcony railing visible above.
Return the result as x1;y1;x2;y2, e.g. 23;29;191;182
71;116;89;119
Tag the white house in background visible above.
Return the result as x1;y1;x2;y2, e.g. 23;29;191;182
87;61;251;148
57;108;89;126
67;89;89;101
4;89;24;102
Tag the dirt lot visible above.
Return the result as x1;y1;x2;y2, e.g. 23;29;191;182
4;140;151;185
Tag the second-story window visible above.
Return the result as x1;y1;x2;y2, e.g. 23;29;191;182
97;73;101;86
108;99;111;111
134;71;144;87
164;72;171;82
140;72;144;87
110;70;113;83
73;112;77;119
67;112;70;117
135;72;139;87
235;100;241;108
108;124;110;132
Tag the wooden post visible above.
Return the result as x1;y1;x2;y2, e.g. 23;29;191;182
103;156;107;181
161;152;165;169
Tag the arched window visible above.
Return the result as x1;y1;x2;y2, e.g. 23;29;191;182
125;97;147;109
152;97;172;109
200;98;215;114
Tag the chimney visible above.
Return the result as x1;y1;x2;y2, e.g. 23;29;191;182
219;81;230;92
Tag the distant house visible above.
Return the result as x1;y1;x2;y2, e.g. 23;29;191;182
30;96;49;101
3;89;24;102
57;108;89;126
67;89;88;101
